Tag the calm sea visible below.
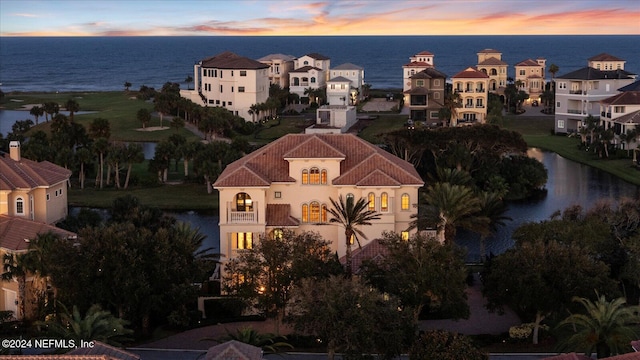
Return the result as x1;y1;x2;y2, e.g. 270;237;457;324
0;35;639;93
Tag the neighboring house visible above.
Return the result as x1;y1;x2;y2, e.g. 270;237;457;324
476;49;508;93
257;53;295;89
600;80;640;150
180;51;270;122
213;133;424;278
205;340;263;360
403;68;447;124
514;58;547;104
289;53;331;99
0;141;74;320
452;67;489;126
554;53;636;134
328;63;365;105
402;51;436;93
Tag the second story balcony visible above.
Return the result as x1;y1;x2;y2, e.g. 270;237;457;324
569;90;585;95
226;201;259;223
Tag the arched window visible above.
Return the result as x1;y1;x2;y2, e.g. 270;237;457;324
302;204;309;222
304;60;309;65
490;68;497;76
15;196;24;215
310;201;320;222
302;169;309;184
401;193;410;210
310;167;320;184
321;204;327;223
235;193;253;212
293;77;300;86
346;193;354;202
321;169;327;184
368;192;375;211
381;193;389;212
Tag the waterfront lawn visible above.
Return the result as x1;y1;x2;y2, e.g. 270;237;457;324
2;91;200;142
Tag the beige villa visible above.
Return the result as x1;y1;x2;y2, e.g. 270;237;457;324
0;141;75;320
514;58;547;104
213;133;424;276
476;49;508;93
452;67;489;126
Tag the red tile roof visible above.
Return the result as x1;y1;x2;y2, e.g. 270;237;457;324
68;341;140;360
0;153;71;190
452;67;489;79
589;53;625;62
478;57;508;66
340;238;389;273
601;91;640;105
0;215;76;251
302;52;330;60
478;48;501;54
606;353;640;360
416;51;434;56
266;204;300;227
516;59;541;66
290;65;322;73
214;134;423;188
404;61;433;67
200;51;269;70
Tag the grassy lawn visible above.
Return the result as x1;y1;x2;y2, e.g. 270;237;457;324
357;114;406;143
504;115;640;186
236;115;314;145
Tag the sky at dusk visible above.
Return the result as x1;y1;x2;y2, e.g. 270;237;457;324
1;0;639;37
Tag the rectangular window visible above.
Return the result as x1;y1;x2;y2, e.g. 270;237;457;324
381;193;388;212
434;79;440;86
401;194;410;210
274;191;281;198
46;194;50;201
558;120;565;129
240;71;246;76
401;231;409;241
416;80;424;87
231;71;234;76
208;99;214;104
16;200;24;214
231;86;234;92
614;106;625;113
228;102;232;106
238;86;245;92
216;100;220;105
220;71;223;78
519;70;525;76
220;85;223;92
558;82;566;89
430;111;439;119
237;232;253;250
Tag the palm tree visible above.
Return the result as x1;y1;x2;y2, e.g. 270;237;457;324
476;192;511;262
93;137;109;189
42;101;59;122
76;146;93;189
328;195;381;276
137;108;151;129
441;91;462;126
64;98;80;122
124;81;132;91
548;64;559;89
557;293;640;358
412;182;487;244
2;253;29;319
41;303;133;347
29;105;44;125
184;75;193;90
89;118;111;140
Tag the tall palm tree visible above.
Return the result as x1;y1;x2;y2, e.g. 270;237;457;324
328;195;381;276
75;146;93;189
441;91;462;127
124;81;132;92
93;137;109;189
557;294;640;358
476;192;511;261
137;108;152;129
29;105;44;125
2;253;29;319
123;143;144;189
64;98;80;122
42;101;59;122
412;182;487;244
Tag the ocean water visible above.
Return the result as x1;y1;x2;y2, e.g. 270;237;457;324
0;35;638;93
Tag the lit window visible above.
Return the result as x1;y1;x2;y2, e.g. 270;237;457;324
16;197;24;215
381;193;389;212
272;229;283;240
401;194;410;210
302;169;309;184
302;204;309;222
321;169;327;184
321;204;327;223
401;231;409;241
310;201;320;222
368;193;375;211
237;232;253;249
235;192;253;211
310;167;320;184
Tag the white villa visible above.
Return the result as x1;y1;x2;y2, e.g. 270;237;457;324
180;51;270;122
554;53;636;134
600;80;640;151
327;63;365;105
213;133;424;278
258;53;295;89
452;67;489;126
289;53;331;99
514;58;546;104
476;49;508;93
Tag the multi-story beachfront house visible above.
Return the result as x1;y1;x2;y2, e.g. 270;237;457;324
476;49;508;93
452;67;489;126
514;58;546;104
554;53;636;134
289;53;331;99
213;133;424;279
401;51;446;125
600;80;640;151
0;141;75;320
327;63;365;105
179;51;270;122
258;53;295;89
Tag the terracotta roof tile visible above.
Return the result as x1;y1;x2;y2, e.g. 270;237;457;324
601;92;640;106
632;339;640;351
201;51;269;70
606;353;640;360
340;238;388;273
356;170;402;187
478;57;508;66
478;48;501;54
404;61;433;67
515;59;540;66
613;110;640;125
303;52;330;60
290;65;323;73
588;52;625;62
266;204;300;227
0;153;71;190
205;340;262;360
0;215;76;251
68;341;140;360
416;51;434;55
452;67;489;79
214;134;423;189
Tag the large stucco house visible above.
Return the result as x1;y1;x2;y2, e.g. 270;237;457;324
600;80;640;151
327;63;365;105
514;58;547;104
554;53;636;134
476;49;508;93
0;141;75;320
213;133;424;276
258;53;295;89
452;67;489;126
180;51;270;122
402;51;447;125
289;53;331;99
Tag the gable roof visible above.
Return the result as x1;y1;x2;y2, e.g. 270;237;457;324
415;50;434;56
290;65;322;73
214;134;423;189
516;59;541;67
478;48;501;54
266;204;300;227
302;52;330;60
612;110;640;124
0;152;71;190
0;215;76;252
452;67;489;79
340;238;388;273
478;57;508;66
404;61;433;68
332;63;363;70
601;91;640;105
200;51;269;70
258;53;295;62
205;340;262;360
557;67;636;80
328;76;352;83
589;53;625;62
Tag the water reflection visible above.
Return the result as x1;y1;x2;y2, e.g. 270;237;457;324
457;148;640;261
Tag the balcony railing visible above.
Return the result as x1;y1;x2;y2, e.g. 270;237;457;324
569;90;584;95
567;109;583;114
476;105;485;108
227;201;258;223
465;104;474;108
476;88;485;92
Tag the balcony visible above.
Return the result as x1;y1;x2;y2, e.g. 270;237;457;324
476;105;485;108
465;89;474;93
476;88;485;93
227;201;258;223
569;90;585;95
465;104;474;108
567;109;583;114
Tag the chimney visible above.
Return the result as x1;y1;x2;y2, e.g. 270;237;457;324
9;141;20;161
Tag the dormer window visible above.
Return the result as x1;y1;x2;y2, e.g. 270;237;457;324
16;196;24;215
302;167;327;185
